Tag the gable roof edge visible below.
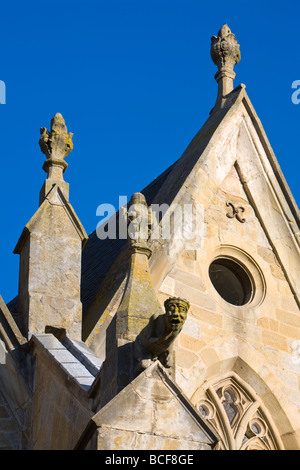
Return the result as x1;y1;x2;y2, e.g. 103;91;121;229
240;93;300;229
74;361;219;449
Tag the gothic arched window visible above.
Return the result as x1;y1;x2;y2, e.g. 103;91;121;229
196;373;283;450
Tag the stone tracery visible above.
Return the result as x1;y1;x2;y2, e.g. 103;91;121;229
196;373;283;450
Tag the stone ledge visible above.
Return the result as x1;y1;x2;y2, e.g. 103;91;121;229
63;337;103;377
31;333;96;390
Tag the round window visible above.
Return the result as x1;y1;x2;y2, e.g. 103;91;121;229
209;258;253;306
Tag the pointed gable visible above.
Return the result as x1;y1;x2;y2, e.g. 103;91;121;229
75;361;218;450
81;82;300;326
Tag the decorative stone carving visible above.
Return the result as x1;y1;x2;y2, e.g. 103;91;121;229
226;201;246;223
39;113;73;180
127;192;151;250
134;296;190;373
196;373;283;450
211;24;241;80
210;25;241;109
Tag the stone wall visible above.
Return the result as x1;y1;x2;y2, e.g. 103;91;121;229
80;92;300;449
0;389;22;449
76;362;217;450
157;162;300;448
28;336;93;450
0;340;31;449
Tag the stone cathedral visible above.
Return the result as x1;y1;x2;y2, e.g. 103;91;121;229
0;25;299;451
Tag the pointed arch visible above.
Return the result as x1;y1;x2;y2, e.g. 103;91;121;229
194;371;284;450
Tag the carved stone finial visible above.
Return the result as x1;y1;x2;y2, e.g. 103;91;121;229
211;25;241;107
39;113;73;180
127;192;152;257
211;24;241;74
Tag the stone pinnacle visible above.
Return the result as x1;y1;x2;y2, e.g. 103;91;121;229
210;24;241;107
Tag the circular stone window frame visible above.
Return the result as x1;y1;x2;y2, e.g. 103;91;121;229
208;245;266;309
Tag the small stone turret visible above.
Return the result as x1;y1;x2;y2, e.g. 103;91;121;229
14;114;88;339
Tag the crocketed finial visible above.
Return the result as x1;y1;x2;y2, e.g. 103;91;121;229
210;24;241;108
39;113;73;180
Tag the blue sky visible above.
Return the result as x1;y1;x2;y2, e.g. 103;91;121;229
0;0;299;303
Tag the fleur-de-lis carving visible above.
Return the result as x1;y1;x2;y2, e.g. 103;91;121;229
226;201;246;223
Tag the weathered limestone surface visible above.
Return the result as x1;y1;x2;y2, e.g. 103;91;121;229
15;186;87;339
0;339;31;449
28;334;93;450
116;192;161;343
76;361;217;450
153;110;300;448
0;388;21;449
80;79;300;449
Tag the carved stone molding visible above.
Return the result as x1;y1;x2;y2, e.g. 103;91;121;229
208;245;266;309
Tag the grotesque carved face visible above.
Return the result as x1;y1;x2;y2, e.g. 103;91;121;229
165;298;189;331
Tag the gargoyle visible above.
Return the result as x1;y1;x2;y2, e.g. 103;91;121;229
134;296;190;373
